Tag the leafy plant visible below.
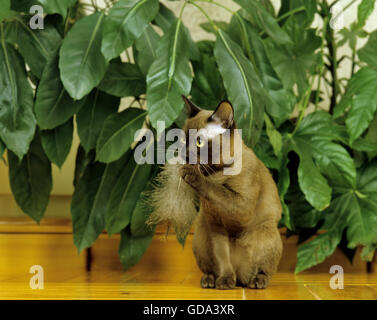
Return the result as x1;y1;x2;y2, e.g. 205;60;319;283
1;0;377;272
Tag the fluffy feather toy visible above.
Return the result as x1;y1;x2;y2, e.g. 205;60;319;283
147;163;198;241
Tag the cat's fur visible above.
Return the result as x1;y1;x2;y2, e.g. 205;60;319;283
150;96;282;290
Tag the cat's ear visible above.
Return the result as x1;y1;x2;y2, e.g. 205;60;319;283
210;100;234;128
182;95;201;117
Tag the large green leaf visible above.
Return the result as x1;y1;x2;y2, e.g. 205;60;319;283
296;160;377;272
0;40;36;159
106;158;152;235
96;108;146;163
294;112;356;188
344;68;377;143
234;0;292;45
4;16;62;78
229;16;295;126
0;0;10;22
119;226;154;270
98;60;145;97
265;20;321;95
357;0;376;28
10;0;39;11
59;12;107;100
8;135;52;222
101;0;159;61
37;0;76;20
288;111;358;211
153;2;175;32
146;20;193;129
133;25;160;76
152;3;199;61
71;151;131;253
41;118;73;168
35;47;85;129
214;30;265;147
190;41;226;109
358;30;377;70
278;0;316;28
291;140;332;212
0;139;5;160
76;90;119;153
130;166;159;237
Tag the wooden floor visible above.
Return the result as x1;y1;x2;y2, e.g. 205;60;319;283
0;231;377;300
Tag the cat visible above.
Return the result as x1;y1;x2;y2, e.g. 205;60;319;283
149;96;282;290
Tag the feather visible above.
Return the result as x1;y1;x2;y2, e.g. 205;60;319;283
147;163;198;239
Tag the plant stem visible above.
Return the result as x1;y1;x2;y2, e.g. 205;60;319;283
276;6;306;23
326;18;339;114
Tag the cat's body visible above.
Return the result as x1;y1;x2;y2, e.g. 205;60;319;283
148;96;282;290
180;98;282;289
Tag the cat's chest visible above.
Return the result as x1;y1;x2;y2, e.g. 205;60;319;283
200;198;244;236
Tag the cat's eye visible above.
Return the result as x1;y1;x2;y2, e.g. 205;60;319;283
196;136;205;148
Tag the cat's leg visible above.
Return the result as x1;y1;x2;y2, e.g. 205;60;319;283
192;214;216;288
236;222;282;289
192;215;236;289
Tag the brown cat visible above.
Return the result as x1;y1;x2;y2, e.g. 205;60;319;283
180;96;282;290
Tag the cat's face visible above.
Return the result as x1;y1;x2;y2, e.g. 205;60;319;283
181;96;237;173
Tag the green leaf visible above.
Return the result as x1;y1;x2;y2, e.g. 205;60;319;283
214;30;265;147
0;40;36;159
358;30;377;70
119;226;154;270
152;3;199;61
0;139;5;160
278;0;316;28
8;135;52;222
37;0;77;20
76;90;119;153
41;118;73;168
361;243;376;262
296;159;377;272
311;140;356;189
146;20;193;129
153;2;176;32
229;17;295;126
0;0;10;22
101;0;159;61
264;114;282;157
4;16;62;78
96;108;146;163
106;158;152;235
10;0;39;11
130;167;159;237
265;25;321;95
234;0;292;45
59;12;107;100
98;60;145;97
345;68;377;143
190;41;226;109
293;141;332;211
133;25;160;76
71;151;131;253
35;47;85;129
200;21;229;35
357;0;376;28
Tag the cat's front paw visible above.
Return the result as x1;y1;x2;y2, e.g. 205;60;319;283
180;166;201;189
215;274;236;290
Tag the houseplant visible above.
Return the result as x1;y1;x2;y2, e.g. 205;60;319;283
0;0;376;272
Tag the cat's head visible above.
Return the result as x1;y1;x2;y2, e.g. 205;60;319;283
181;95;241;175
